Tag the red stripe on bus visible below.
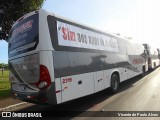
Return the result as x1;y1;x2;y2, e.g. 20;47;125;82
56;90;61;93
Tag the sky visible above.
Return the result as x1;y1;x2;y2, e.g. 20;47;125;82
1;0;160;63
0;40;8;64
43;0;160;46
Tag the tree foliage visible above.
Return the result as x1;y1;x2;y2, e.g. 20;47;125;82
0;63;8;70
0;0;44;41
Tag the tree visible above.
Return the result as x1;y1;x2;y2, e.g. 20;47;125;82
3;64;8;70
0;0;44;41
0;63;8;70
0;63;2;68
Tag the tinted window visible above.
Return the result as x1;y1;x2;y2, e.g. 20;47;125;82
9;14;39;57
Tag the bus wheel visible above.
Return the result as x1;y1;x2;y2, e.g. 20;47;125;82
110;74;119;93
141;66;145;77
154;63;156;69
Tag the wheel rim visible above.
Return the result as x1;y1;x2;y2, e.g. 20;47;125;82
112;75;118;90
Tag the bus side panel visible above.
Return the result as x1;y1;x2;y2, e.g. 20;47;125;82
102;53;119;88
145;61;149;72
53;51;96;103
126;43;146;78
118;68;127;82
117;54;128;82
95;70;105;92
55;78;62;104
128;55;142;77
61;73;95;103
103;69;114;88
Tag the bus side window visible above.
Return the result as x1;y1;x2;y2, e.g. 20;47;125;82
53;51;70;78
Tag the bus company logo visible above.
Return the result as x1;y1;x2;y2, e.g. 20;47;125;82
2;112;11;117
133;59;143;64
12;20;33;37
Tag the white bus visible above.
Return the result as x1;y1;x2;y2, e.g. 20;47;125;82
9;9;148;104
143;44;160;70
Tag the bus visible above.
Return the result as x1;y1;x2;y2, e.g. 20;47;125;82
157;48;160;60
143;44;160;70
9;9;148;105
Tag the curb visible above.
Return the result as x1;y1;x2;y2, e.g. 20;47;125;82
0;102;33;112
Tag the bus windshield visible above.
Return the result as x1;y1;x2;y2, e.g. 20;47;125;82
8;13;39;57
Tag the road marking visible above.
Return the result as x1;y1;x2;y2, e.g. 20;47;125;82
0;102;33;112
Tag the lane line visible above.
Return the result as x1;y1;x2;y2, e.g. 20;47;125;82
0;102;33;112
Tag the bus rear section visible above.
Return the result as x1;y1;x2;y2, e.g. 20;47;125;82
143;44;160;70
8;10;57;104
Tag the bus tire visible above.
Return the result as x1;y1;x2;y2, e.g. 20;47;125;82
110;73;119;93
154;63;156;69
141;66;145;77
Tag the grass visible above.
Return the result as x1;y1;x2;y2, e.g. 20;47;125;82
0;70;9;79
0;70;11;99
